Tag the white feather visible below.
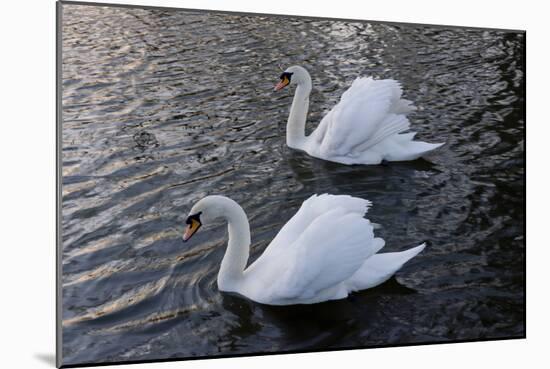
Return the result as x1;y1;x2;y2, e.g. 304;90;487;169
189;195;426;305
282;66;444;165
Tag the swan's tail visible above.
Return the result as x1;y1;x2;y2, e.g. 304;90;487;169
346;243;426;292
384;132;444;162
404;140;445;159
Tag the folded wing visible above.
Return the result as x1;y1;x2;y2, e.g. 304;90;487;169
261;193;371;256
267;207;383;301
311;77;414;158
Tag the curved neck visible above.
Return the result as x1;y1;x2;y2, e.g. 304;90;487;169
287;76;312;150
217;198;251;291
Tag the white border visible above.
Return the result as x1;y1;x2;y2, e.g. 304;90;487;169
1;1;545;368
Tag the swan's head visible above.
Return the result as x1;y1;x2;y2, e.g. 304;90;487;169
274;65;310;91
182;195;236;242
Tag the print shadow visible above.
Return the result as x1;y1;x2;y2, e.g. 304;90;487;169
34;353;56;366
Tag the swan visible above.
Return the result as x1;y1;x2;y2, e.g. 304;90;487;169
274;65;444;165
182;194;425;305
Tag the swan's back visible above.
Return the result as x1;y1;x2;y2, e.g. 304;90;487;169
307;77;442;164
238;194;426;305
242;194;384;304
269;193;370;248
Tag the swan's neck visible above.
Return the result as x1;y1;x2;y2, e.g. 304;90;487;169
218;199;251;292
287;77;312;150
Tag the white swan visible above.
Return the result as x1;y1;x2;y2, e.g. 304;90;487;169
274;66;444;165
182;194;425;305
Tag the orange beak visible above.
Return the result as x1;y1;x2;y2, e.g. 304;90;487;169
274;76;290;91
182;218;201;242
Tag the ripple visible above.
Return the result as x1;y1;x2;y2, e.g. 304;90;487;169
63;275;171;326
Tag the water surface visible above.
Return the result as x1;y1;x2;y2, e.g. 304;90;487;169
61;4;525;365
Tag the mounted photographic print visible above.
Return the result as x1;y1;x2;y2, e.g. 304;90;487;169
56;1;525;367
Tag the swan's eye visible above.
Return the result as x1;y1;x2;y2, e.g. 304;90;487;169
279;72;293;82
185;212;202;225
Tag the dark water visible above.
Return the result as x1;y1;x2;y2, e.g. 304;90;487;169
60;4;525;366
